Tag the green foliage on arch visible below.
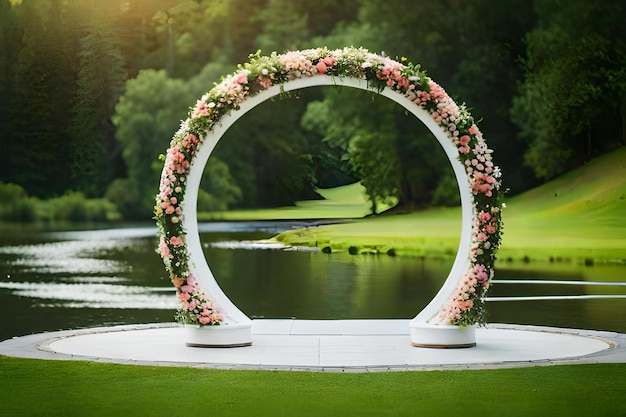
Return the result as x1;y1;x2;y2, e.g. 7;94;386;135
155;47;503;327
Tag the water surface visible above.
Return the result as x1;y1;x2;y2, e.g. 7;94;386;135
0;222;624;341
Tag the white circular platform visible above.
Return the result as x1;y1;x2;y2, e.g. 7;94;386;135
2;320;623;371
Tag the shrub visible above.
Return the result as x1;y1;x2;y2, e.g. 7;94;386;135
0;182;39;222
48;192;119;222
105;178;142;220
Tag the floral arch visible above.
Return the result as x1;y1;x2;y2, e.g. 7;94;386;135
155;47;503;348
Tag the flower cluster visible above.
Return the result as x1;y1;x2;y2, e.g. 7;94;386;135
155;46;502;327
376;57;410;89
279;51;317;79
175;275;225;325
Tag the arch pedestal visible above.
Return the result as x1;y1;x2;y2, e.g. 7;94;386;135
185;322;253;348
410;323;476;348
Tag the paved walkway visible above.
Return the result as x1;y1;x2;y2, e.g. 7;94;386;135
1;319;624;372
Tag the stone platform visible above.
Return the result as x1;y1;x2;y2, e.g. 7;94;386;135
1;319;624;372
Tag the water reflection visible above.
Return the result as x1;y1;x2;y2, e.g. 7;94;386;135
0;281;175;309
0;240;130;275
206;245;451;320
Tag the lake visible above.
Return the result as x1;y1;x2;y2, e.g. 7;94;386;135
0;222;624;342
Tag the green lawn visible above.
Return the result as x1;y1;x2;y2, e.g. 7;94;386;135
0;357;624;417
200;182;395;221
207;147;626;263
2;150;625;416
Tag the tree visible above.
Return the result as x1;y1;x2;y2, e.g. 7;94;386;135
112;69;192;218
512;0;626;180
67;13;127;197
302;87;451;213
6;0;80;198
0;0;17;177
214;91;319;208
325;0;536;194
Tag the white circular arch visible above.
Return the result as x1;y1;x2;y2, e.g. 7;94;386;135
155;48;502;347
184;76;472;325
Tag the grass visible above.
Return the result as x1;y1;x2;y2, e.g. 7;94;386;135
0;356;624;417
2;150;624;416
206;147;626;263
199;182;395;221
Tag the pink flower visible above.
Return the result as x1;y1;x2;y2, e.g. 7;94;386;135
182;134;198;152
429;81;446;100
474;264;489;285
469;124;479;135
471;172;494;197
396;76;409;90
191;100;211;118
477;232;488;242
316;61;328;74
234;72;249;84
158;237;170;258
170;236;183;246
478;211;491;223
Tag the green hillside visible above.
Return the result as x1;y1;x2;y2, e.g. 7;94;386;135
273;147;626;263
500;146;626;262
200;182;395;221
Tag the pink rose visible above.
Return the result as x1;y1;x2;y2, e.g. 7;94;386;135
158;237;170;258
478;211;491;223
235;72;248;84
316;61;327;74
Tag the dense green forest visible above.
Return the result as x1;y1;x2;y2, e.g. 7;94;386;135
0;0;624;220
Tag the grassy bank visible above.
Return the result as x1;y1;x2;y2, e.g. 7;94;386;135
0;356;624;417
247;147;625;263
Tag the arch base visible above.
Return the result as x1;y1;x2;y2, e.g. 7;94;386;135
184;322;252;348
410;322;476;348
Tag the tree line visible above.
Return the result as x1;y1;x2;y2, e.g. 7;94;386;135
0;0;624;220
